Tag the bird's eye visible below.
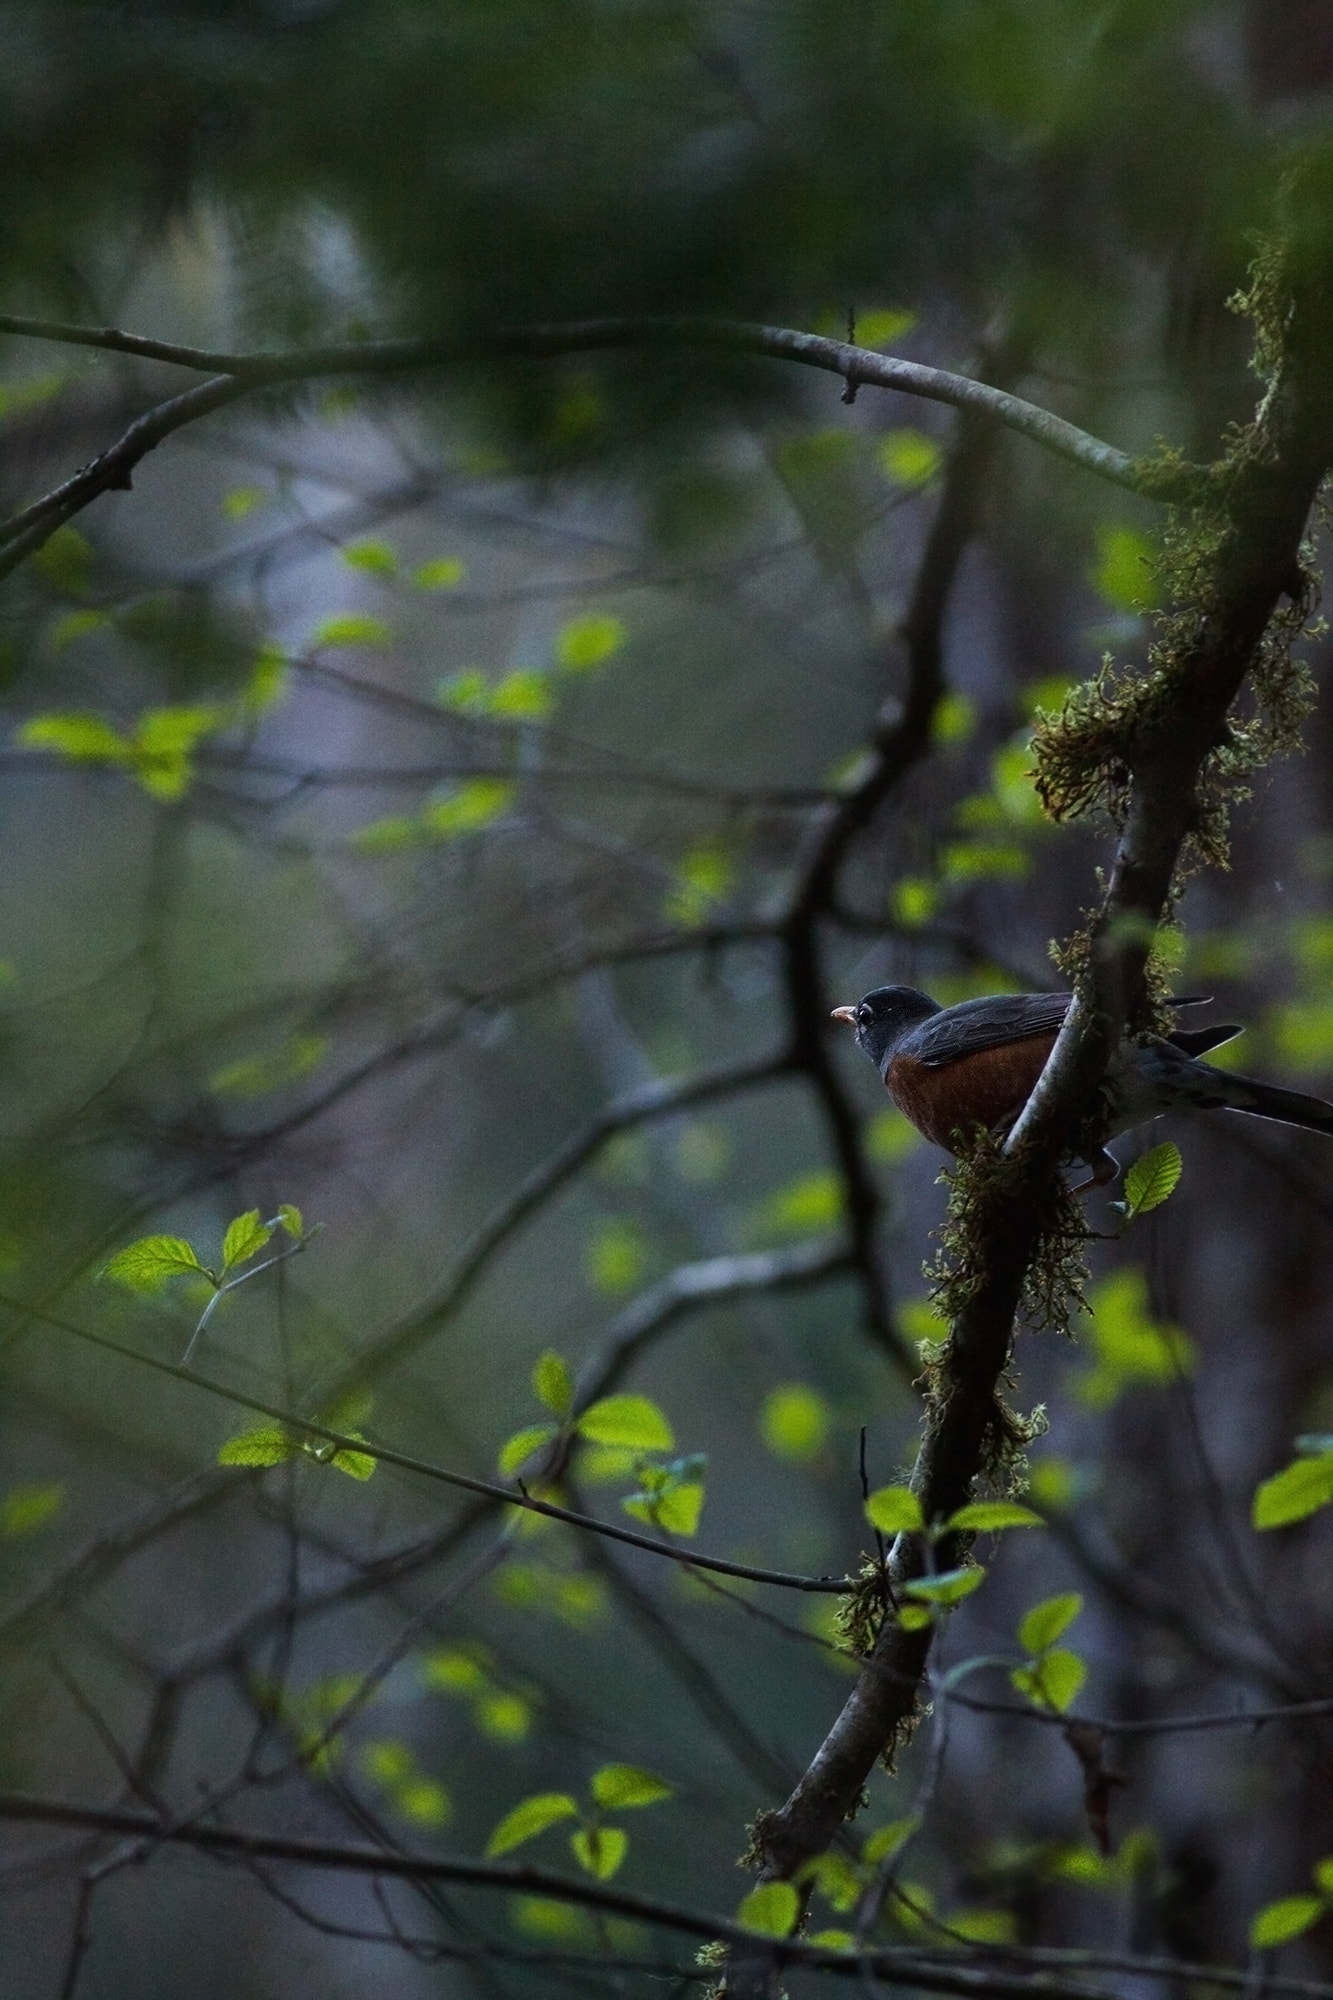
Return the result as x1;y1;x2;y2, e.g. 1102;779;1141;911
857;1004;870;1024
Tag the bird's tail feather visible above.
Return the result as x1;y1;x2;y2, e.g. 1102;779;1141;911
1208;1068;1333;1133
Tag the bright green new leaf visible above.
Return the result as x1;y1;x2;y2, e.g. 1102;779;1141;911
421;1646;488;1695
946;1501;1043;1532
1250;1895;1325;1949
897;1603;935;1630
577;1395;674;1450
902;1565;985;1605
891;876;937;927
362;1738;413;1784
941;840;1028;882
1011;1647;1086;1713
33;525;93;593
19;712;127;762
277;1204;304;1239
591;1764;673;1809
798;1849;861;1912
864;1485;924;1535
1253;1452;1333;1529
878;429;941;488
222;486;267;520
47;609;107;653
624;1480;703;1536
475;1691;533;1742
737;1881;800;1938
1018;1592;1083;1654
1122;1142;1183;1219
557;613;626;671
423;779;516;839
414;556;466;589
221;1209;276;1272
931;691;976;745
497;1425;558;1476
585;1218;649;1294
760;1384;830;1462
342;539;398;576
759;1169;844;1236
311;612;392;648
949;1909;1019;1943
1027;1457;1079;1511
211;1035;329;1098
102;1234;211;1292
1091;524;1158;612
486;1792;579;1856
329;1436;378;1481
806;1928;855;1951
1314;1857;1333;1895
218;1427;297;1469
867;1107;921;1163
490;669;552;719
532;1350;575;1417
571;1826;628;1880
349;813;420;854
396;1777;451;1826
0;1482;62;1536
244;643;290;714
855;308;915;348
1076;1268;1191;1409
664;843;732;925
863;1815;920;1864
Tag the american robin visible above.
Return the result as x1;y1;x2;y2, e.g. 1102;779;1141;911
831;985;1333;1185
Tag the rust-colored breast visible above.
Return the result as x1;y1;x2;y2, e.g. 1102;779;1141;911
887;1035;1058;1150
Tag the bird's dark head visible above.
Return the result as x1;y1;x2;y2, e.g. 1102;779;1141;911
830;985;940;1074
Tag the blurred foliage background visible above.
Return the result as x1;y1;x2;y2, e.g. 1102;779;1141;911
3;1;1333;1994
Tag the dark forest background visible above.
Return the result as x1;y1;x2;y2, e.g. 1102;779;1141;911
3;3;1333;1996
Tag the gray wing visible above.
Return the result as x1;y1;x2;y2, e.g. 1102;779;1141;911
910;992;1071;1067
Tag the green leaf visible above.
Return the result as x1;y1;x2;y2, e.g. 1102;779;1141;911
591;1764;673;1809
18;712;128;763
931;691;976;745
222;485;267;520
864;1485;924;1535
1314;1857;1333;1896
1011;1647;1086;1713
33;524;93;593
1091;524;1158;612
1253;1452;1333;1529
395;1776;451;1826
897;1603;935;1630
1250;1895;1325;1949
571;1825;627;1879
877;428;941;488
855;307;915;348
497;1425;558;1477
243;643;289;714
940;840;1029;883
422;779;516;839
945;1501;1043;1532
0;1482;63;1536
949;1909;1019;1944
737;1881;800;1938
211;1035;328;1098
556;613;626;671
891;876;937;926
863;1815;920;1864
1018;1592;1083;1654
532;1351;575;1417
625;1480;703;1536
663;843;733;925
585;1218;649;1294
218;1426;297;1469
758;1170;844;1237
342;539;398;576
311;612;392;648
577;1395;674;1450
866;1107;922;1164
1076;1268;1191;1409
490;669;552;720
760;1384;830;1462
277;1203;305;1239
1122;1142;1183;1219
102;1234;211;1293
806;1928;855;1951
475;1691;533;1741
414;556;466;589
486;1792;579;1856
221;1209;276;1272
328;1435;377;1481
902;1565;985;1605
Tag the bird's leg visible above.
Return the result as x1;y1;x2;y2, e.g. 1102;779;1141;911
1068;1148;1120;1195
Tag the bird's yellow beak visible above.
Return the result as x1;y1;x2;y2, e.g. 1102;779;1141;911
829;1005;857;1025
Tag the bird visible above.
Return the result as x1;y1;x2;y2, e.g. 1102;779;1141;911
830;984;1333;1186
